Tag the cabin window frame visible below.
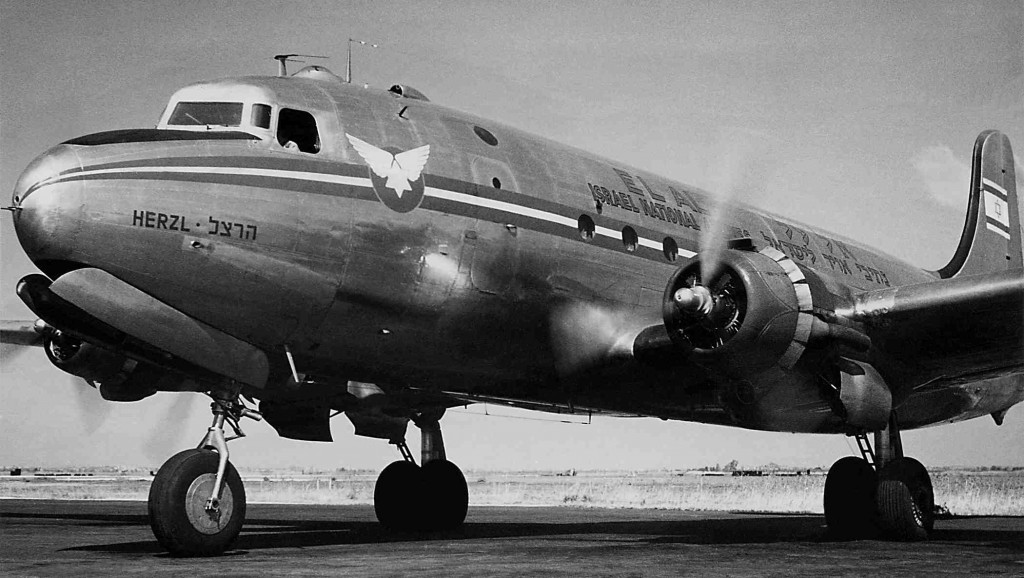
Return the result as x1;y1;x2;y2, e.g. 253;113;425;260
250;103;273;129
578;214;596;241
276;107;322;154
663;236;679;262
621;226;639;252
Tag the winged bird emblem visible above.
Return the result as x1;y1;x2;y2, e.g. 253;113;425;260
346;134;431;198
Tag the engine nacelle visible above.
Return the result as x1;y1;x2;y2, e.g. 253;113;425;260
42;331;169;401
836;359;892;431
663;248;816;375
659;247;887;429
43;331;132;384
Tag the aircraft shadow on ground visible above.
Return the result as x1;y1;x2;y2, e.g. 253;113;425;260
6;508;1014;556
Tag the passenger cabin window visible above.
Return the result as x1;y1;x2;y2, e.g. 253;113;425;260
251;104;272;129
277;108;320;154
168;102;244;127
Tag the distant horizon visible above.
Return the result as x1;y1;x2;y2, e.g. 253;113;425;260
6;462;1024;474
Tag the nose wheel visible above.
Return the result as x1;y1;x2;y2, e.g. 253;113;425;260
148;393;260;556
148;448;245;556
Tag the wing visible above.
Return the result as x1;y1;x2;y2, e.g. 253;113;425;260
1;320;45;365
1;320;44;347
345;134;394;179
394;144;431;182
851;269;1024;381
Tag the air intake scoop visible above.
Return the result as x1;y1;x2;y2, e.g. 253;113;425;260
388;84;430;101
292;65;344;82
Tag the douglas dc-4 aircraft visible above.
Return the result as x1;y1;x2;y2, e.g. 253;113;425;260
3;61;1022;556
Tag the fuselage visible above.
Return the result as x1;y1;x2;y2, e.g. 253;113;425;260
11;67;1023;434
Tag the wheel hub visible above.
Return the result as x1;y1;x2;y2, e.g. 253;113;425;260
185;473;234;534
910;496;924;527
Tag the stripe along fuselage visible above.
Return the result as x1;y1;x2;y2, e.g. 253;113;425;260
13;67;1018;434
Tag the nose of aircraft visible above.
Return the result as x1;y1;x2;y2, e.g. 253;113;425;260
11;144;85;267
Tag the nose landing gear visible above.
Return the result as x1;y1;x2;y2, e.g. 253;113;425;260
148;392;261;557
824;412;935;541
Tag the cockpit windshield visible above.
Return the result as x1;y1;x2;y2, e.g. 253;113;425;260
167;102;244;127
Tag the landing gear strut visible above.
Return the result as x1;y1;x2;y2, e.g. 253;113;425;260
824;412;935;541
374;410;468;531
148;392;261;556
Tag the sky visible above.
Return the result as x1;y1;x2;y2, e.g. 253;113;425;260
1;0;1022;471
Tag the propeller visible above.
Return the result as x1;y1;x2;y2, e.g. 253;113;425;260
668;266;746;349
1;320;110;432
4;319;209;460
73;377;113;434
0;342;35;365
143;392;201;464
696;128;778;282
548;130;779;375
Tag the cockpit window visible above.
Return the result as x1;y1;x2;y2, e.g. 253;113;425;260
251;104;272;129
168;102;244;126
277;108;320;154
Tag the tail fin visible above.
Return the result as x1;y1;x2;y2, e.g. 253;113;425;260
937;130;1021;278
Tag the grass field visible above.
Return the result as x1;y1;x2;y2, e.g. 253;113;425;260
2;469;1021;516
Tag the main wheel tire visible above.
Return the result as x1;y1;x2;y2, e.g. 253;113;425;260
876;456;934;541
148;449;245;557
374;460;423;531
422;459;468;531
824;456;877;539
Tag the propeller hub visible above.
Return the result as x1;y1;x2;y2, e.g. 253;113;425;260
673;285;714;317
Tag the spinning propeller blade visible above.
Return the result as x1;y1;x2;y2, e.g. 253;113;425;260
698;129;778;282
143;392;201;463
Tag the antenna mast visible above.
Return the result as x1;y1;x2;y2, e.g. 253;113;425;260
346;38;380;83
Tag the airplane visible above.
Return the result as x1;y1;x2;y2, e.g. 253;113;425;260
2;60;1021;557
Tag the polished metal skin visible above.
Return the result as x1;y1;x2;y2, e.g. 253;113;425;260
9;67;1024;439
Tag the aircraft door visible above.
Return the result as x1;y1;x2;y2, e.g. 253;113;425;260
458;157;521;296
461;218;519;297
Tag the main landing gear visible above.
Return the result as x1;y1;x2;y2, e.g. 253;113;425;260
824;412;935;541
374;411;469;532
148;392;261;557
